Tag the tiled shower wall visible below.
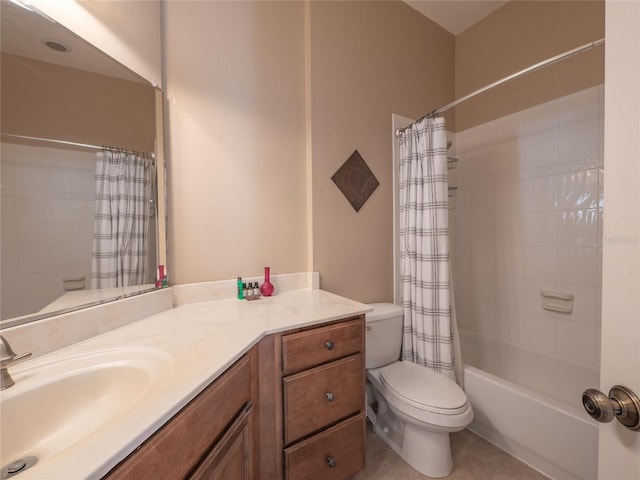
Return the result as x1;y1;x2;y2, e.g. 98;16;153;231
1;143;95;319
450;85;604;369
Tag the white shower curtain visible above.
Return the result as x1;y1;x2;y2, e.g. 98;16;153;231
91;149;156;289
398;116;459;382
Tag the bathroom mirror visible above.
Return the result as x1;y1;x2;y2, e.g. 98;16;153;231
0;1;166;328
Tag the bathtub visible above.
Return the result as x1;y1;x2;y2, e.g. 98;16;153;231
461;331;599;480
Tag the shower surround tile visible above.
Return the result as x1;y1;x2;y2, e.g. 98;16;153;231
557;209;599;247
522;211;557;246
524;129;558;170
556;247;598;286
523;312;557;354
453;85;603;370
493;138;525;175
523;246;557;282
495;213;524;245
557;318;597;365
558;169;599;210
559;117;599;163
521;175;558;212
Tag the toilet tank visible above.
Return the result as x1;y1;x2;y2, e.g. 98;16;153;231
365;303;404;369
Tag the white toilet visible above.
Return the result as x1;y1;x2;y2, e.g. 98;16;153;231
365;303;473;478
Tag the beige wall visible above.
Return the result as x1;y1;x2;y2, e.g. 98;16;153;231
162;1;308;284
309;1;454;302
1;53;155;152
454;0;604;132
162;0;453;296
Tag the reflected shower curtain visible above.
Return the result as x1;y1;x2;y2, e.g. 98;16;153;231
398;116;458;382
91;149;156;289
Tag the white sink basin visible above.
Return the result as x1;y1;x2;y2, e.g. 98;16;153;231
0;347;172;475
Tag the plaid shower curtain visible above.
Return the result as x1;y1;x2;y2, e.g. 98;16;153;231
91;149;156;289
398;116;455;379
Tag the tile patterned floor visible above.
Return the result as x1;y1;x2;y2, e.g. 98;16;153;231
353;423;550;480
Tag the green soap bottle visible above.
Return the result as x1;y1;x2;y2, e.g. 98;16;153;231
237;277;244;300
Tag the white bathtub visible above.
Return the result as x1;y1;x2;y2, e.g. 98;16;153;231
461;332;599;480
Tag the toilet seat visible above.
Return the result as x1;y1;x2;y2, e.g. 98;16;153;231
379;361;471;426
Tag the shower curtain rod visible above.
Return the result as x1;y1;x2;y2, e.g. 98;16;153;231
396;38;605;137
0;133;154;157
2;132;104;150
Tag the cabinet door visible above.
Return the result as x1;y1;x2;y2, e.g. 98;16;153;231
104;352;254;479
190;402;253;480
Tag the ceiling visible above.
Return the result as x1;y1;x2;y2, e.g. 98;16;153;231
404;0;509;35
2;0;507;80
1;0;144;83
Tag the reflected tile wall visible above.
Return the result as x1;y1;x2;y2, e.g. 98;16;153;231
451;85;603;368
1;142;95;320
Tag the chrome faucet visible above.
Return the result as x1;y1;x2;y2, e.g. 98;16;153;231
0;335;31;390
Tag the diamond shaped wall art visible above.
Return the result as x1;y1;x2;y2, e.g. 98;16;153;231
331;150;379;212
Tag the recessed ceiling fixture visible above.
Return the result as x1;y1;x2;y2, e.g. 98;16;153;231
41;38;71;53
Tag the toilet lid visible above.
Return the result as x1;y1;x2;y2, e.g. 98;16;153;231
379;361;469;415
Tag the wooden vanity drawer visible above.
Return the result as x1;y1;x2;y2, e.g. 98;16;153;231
284;413;365;480
282;316;364;375
283;354;364;444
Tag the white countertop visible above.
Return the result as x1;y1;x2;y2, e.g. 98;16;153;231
10;288;371;479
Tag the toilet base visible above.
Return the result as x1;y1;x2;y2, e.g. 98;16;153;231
401;422;453;478
370;419;454;478
367;383;455;478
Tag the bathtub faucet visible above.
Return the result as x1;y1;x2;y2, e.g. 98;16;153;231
0;335;31;390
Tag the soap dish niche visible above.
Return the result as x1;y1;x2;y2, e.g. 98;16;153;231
541;290;574;314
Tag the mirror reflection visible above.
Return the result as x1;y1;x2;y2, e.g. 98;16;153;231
1;1;160;326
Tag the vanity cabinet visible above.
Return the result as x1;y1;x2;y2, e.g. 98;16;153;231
104;314;365;480
104;348;258;480
260;315;366;480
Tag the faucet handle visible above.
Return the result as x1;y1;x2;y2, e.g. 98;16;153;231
0;335;31;367
10;351;31;362
0;335;31;390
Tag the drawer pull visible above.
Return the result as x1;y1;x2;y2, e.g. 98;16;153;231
325;341;335;351
327;457;337;468
325;392;335;402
